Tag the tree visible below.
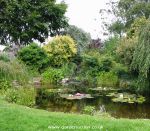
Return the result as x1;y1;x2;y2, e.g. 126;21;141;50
18;43;50;71
0;0;68;45
117;0;150;28
100;0;150;36
108;20;125;37
63;25;92;52
43;35;77;67
131;23;150;89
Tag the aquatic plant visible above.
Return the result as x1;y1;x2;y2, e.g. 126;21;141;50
106;92;145;104
59;93;93;100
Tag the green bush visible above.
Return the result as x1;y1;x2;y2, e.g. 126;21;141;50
71;54;82;65
43;35;77;67
42;67;65;84
0;60;30;84
81;55;99;68
18;43;49;71
112;63;128;77
116;37;137;65
98;56;113;72
78;54;100;78
5;87;36;107
82;106;95;115
97;71;119;87
0;53;10;62
103;37;119;56
0;79;11;91
61;62;77;77
76;73;96;87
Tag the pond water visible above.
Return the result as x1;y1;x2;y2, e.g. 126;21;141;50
35;85;150;119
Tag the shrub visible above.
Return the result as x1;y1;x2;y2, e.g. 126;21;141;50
103;36;119;56
42;67;65;84
98;56;113;72
82;106;95;115
97;71;119;87
43;35;77;67
5;87;36;107
0;79;11;91
18;43;49;71
76;73;97;87
81;54;99;68
116;37;137;65
82;51;114;72
0;60;30;84
71;53;82;65
79;53;101;77
61;62;77;77
0;53;10;62
127;16;150;38
112;63;128;77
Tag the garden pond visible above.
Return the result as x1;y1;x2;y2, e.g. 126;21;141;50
35;85;150;119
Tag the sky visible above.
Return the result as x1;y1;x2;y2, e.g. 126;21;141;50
57;0;116;40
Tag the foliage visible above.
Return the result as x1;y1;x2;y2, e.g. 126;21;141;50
131;23;150;89
81;51;113;73
116;36;137;65
71;53;83;65
127;17;150;38
63;25;92;52
0;60;30;84
97;71;119;87
5;87;36;107
112;63;128;77
77;54;100;80
41;63;77;84
103;37;120;56
0;53;10;62
18;43;49;71
117;0;150;28
108;21;125;37
43;35;77;67
82;106;95;115
0;79;11;91
41;67;65;84
81;54;99;69
61;62;77;77
0;0;68;45
76;73;97;87
98;55;113;72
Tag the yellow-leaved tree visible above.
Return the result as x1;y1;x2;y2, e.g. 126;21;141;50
43;35;77;67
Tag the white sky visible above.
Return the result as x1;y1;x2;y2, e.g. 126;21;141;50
57;0;117;40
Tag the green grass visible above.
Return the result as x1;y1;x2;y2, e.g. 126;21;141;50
0;99;150;131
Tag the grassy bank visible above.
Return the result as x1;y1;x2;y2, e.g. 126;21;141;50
0;99;150;131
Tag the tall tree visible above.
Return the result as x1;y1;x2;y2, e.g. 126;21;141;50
117;0;150;28
108;20;125;37
100;0;150;36
63;25;92;52
131;23;150;90
0;0;68;45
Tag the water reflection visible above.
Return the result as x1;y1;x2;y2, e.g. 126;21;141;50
36;85;150;119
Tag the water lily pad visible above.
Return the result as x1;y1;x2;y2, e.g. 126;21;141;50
59;93;94;100
90;87;119;92
107;92;146;104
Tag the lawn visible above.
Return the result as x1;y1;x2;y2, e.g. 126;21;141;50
0;99;150;131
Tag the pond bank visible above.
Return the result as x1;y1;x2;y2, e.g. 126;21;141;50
35;85;150;119
0;99;150;131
